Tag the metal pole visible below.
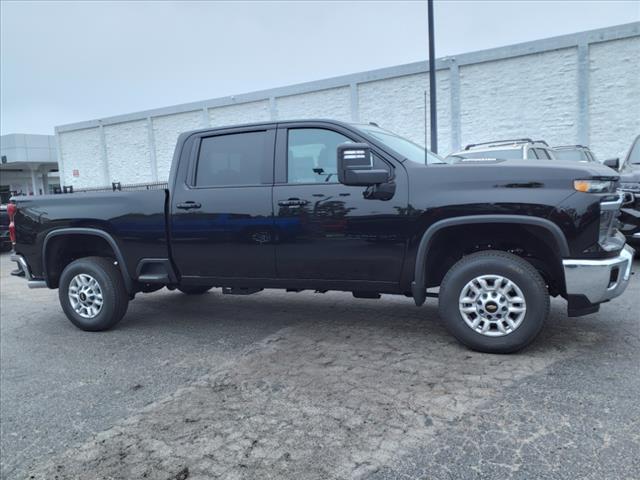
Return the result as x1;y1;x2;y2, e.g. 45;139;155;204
428;0;438;153
424;90;428;164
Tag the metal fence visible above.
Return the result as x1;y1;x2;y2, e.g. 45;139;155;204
54;181;169;194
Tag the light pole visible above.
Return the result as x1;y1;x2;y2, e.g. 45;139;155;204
428;0;437;153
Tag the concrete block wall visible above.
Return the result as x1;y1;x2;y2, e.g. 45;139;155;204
57;127;105;187
358;70;451;149
276;87;352;121
589;36;640;160
152;111;204;180
104;120;154;184
209;100;270;128
459;48;579;149
56;23;640;187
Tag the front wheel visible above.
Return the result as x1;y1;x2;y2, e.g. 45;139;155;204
59;256;129;331
438;250;549;354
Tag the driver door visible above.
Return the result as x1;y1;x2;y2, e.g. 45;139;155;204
273;124;408;283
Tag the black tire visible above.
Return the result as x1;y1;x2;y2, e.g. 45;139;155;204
438;250;549;354
177;285;214;295
58;256;129;331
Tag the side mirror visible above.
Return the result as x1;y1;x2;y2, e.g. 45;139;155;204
603;157;619;170
337;143;389;186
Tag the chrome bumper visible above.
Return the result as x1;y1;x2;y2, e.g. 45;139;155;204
563;245;635;304
10;253;47;288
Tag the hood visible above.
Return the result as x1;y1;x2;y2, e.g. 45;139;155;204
404;158;620;197
440;158;618;179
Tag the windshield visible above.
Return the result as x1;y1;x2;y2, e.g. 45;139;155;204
629;137;640;164
357;125;447;165
451;148;524;160
554;149;589;162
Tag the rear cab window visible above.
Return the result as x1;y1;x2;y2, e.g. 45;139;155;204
194;130;271;187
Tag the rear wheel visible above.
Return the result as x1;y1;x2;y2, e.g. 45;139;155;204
438;250;549;353
59;256;129;331
177;285;214;295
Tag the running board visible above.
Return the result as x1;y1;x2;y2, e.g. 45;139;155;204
137;274;170;283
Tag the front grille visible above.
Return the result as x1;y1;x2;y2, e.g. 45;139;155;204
600;209;616;241
599;192;624;249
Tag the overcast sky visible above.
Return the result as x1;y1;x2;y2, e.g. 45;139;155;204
1;0;638;135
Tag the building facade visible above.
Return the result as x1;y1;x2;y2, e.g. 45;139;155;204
0;134;59;202
55;23;640;188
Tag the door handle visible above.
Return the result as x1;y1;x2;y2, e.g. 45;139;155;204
278;198;309;207
177;201;202;210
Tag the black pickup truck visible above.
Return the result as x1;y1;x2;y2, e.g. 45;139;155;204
9;120;635;353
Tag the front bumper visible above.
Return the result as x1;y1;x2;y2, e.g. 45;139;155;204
563;244;635;305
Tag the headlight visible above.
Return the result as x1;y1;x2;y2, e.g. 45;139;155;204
619;182;640;193
573;179;615;193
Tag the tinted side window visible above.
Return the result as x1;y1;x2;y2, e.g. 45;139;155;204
287;129;351;184
554;149;583;161
287;128;390;184
195;131;266;187
535;148;551;160
527;148;539;159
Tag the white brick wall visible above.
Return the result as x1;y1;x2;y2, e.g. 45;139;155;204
58;127;105;187
209;100;270;127
56;28;640;187
153;111;204;181
459;47;579;151
276;87;351;121
104;120;154;184
358;71;451;151
589;37;640;160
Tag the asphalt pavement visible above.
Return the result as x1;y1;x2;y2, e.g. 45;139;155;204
1;251;638;479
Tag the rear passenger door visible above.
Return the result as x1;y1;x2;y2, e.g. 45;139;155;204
170;126;277;280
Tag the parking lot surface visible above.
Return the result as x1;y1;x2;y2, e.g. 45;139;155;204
1;251;639;479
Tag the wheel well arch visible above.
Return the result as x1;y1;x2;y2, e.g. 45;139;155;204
411;215;569;306
43;228;132;292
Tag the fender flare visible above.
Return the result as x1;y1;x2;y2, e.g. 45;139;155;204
43;227;133;293
411;215;569;306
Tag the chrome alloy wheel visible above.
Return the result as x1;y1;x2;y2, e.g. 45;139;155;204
68;274;104;319
458;274;527;337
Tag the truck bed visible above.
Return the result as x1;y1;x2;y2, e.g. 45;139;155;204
12;188;169;281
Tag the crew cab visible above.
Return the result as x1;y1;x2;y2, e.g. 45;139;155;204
9;120;635;353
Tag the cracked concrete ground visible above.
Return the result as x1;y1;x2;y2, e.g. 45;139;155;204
1;252;639;479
